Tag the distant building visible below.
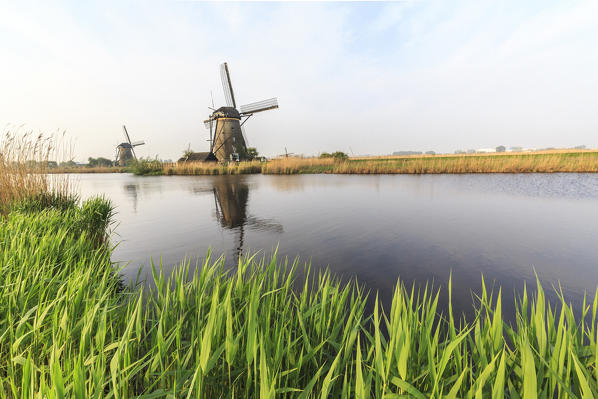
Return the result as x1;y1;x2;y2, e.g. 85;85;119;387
510;146;523;152
476;148;496;153
393;151;422;156
425;151;436;155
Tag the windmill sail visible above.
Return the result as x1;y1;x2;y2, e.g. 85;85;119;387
240;98;279;114
220;63;236;108
241;125;248;146
123;125;132;144
203;119;214;129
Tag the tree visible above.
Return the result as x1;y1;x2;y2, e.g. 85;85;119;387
319;151;348;161
88;157;113;167
246;147;259;161
331;151;348;161
496;146;506;153
59;160;77;168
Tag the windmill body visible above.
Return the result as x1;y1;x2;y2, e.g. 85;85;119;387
116;143;135;165
115;125;145;166
204;62;278;162
211;106;247;162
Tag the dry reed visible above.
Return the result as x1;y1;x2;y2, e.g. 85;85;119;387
48;166;126;174
0;131;73;212
263;152;598;174
164;160;263;175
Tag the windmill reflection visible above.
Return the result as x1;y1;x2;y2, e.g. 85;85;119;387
124;184;139;213
211;177;283;260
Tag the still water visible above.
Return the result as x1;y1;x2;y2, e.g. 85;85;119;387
79;173;598;318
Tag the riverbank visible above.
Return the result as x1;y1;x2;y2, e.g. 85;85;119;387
3;194;598;396
43;150;598;176
158;150;598;176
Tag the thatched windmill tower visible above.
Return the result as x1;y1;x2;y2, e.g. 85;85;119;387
203;62;279;162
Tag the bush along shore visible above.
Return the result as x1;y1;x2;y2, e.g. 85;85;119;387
122;150;598;176
3;193;598;396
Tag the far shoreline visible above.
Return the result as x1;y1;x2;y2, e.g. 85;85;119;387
49;149;598;175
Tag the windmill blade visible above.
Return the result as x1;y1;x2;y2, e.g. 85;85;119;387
241;125;248;146
240;98;279;114
220;63;236;108
131;147;138;161
203;115;217;130
131;140;145;147
123;125;132;144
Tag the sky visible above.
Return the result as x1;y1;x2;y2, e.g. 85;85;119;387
1;0;597;161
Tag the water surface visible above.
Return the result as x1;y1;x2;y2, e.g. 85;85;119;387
79;173;598;318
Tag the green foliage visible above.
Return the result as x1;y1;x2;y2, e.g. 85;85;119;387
88;157;114;167
129;158;164;176
320;151;349;161
246;147;259;161
9;191;79;213
3;200;598;397
58;160;77;168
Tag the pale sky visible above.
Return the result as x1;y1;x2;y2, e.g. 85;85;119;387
1;1;597;161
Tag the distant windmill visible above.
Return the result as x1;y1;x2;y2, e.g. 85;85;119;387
203;62;279;162
115;125;145;166
277;147;295;158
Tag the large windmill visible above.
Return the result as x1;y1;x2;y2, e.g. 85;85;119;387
115;125;145;166
203;62;279;162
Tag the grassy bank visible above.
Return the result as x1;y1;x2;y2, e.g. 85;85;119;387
3;198;598;397
155;150;598;176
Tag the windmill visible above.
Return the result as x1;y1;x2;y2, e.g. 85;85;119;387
203;62;279;162
115;125;145;166
277;147;295;158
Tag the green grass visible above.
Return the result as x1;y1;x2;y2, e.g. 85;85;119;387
2;198;598;397
130;158;165;176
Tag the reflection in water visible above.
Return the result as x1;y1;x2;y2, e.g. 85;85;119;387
124;184;139;213
77;173;598;320
212;177;283;260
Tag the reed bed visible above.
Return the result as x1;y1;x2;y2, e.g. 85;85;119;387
161;152;598;176
3;197;598;397
264;152;598;174
48;166;126;174
164;160;263;176
0;132;73;213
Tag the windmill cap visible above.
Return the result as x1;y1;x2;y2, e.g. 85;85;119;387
213;106;240;119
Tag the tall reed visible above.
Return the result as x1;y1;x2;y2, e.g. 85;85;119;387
164;160;263;175
0;131;73;213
